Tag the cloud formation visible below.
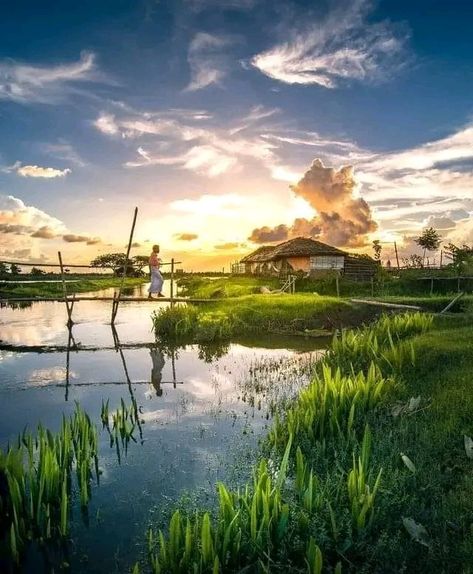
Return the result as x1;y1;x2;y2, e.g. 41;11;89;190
0;51;98;104
95;105;284;179
175;233;199;241
31;226;57;239
186;33;233;91
63;234;101;244
17;163;71;178
250;159;377;247
251;0;407;87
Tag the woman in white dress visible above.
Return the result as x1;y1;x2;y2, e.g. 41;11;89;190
148;244;165;298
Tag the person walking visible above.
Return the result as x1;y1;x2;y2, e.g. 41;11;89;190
148;244;165;298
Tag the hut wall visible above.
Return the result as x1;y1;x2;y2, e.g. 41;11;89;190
286;256;311;272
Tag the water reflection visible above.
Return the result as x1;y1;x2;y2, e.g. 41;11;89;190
0;286;327;574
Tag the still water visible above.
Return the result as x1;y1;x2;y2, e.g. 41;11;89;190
0;284;326;573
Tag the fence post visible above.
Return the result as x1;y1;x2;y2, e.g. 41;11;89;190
371;277;374;297
335;274;340;298
170;258;175;306
394;242;400;272
430;277;434;295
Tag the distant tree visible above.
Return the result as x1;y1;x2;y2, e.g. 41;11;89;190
444;243;473;274
10;263;21;275
90;252;143;276
414;227;441;266
30;267;46;276
0;262;8;276
372;240;382;262
133;255;150;273
402;254;424;269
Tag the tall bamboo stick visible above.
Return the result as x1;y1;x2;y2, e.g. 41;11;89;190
111;207;138;324
58;251;73;326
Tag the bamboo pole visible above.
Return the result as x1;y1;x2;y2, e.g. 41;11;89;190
58;251;73;326
111;207;138;324
170;257;175;307
394;242;400;272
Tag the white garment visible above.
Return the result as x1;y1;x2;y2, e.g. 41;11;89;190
149;267;164;293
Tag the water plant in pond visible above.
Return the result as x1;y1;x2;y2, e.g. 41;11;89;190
101;397;139;462
0;404;99;565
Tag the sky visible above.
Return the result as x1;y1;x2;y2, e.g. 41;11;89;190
1;0;472;270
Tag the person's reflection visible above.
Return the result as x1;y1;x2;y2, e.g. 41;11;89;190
150;347;165;397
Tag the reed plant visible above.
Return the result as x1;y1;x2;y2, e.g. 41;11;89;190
0;404;99;565
101;397;139;463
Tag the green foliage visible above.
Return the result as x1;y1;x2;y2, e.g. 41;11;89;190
152;294;375;342
0;404;99;565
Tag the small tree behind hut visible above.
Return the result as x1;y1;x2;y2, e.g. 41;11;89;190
444;243;473;274
414;227;441;266
372;240;382;263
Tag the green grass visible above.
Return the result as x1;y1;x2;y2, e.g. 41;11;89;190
0;277;147;299
143;311;473;573
372;294;473;313
177;275;280;298
153;294;382;342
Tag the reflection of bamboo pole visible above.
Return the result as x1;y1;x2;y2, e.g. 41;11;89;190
58;251;73;326
111;207;138;324
111;325;143;441
171;348;177;389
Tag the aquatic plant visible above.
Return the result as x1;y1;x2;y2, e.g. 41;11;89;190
0;404;99;565
269;362;390;451
101;397;139;463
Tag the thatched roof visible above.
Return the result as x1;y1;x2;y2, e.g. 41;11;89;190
240;245;276;263
242;237;346;263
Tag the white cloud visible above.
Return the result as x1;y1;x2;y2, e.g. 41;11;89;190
0;194;66;251
0;51;99;104
251;1;407;87
41;142;85;167
15;163;71;178
185;33;234;91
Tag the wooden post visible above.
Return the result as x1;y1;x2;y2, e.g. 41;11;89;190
440;250;443;268
170;257;175;307
394;242;400;272
111;207;138;324
430;277;434;295
371;277;374;297
58;251;73;326
457;276;461;293
335;274;340;298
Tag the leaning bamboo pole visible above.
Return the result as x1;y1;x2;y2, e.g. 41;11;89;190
58;251;74;326
111;207;138;324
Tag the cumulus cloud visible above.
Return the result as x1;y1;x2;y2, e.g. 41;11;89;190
185;33;233;91
251;0;407;88
214;242;245;250
174;233;199;241
250;159;377;247
0;194;65;236
63;234;101;244
0;51;99;104
15;163;71;178
31;226;57;239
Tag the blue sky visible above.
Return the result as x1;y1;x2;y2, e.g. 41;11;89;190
1;0;472;268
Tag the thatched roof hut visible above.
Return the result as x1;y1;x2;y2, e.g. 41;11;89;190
241;237;376;278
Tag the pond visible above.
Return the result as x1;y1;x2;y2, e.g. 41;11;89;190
0;284;327;573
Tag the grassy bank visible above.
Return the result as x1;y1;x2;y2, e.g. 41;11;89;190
153;294;381;342
0;277;147;299
178;274;473;301
2;312;472;571
141;312;473;573
177;275;280;298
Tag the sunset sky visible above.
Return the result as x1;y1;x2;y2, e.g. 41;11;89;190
1;0;472;269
